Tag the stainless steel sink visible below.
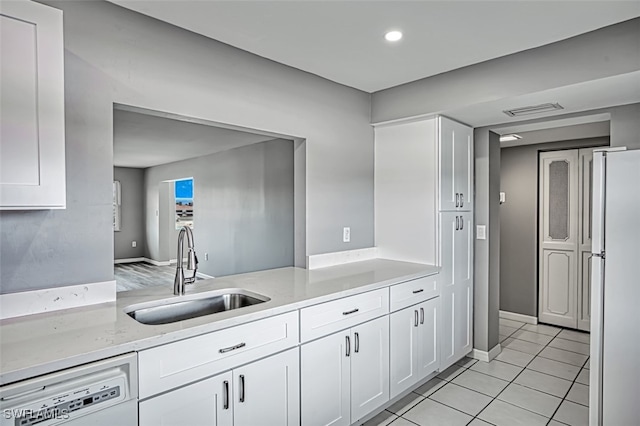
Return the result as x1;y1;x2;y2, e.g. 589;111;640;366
125;290;270;325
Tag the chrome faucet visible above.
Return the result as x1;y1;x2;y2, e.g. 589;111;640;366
174;226;198;295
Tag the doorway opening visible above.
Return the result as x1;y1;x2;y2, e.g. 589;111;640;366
494;114;610;337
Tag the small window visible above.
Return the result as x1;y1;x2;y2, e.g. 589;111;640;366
175;178;194;229
113;180;121;232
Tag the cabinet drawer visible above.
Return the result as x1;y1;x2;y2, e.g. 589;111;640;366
300;288;389;342
138;311;298;399
390;275;439;312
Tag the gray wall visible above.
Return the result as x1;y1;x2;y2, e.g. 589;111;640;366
144;140;294;278
500;137;610;316
0;0;372;294
611;103;640;149
113;167;145;259
371;18;640;123
473;130;501;352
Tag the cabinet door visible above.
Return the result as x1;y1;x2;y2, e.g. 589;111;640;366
438;117;473;212
454;123;473;211
455;212;473;286
417;298;440;378
439;212;457;370
454;212;473;359
438;117;457;211
389;307;419;398
350;316;390;423
139;371;233;426
301;332;351;426
0;0;65;209
234;348;300;426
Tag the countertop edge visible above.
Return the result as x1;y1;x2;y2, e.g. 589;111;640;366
1;261;439;385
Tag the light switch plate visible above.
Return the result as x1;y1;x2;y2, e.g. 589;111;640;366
500;192;506;203
476;225;487;240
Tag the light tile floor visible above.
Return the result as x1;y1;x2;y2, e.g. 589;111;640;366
362;319;590;426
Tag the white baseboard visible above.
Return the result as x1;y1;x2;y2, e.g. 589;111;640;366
500;310;538;325
114;257;172;267
307;247;378;270
143;258;171;267
114;257;145;264
472;344;502;362
196;272;215;279
0;281;116;320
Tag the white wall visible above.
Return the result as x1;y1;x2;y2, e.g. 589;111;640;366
0;0;372;294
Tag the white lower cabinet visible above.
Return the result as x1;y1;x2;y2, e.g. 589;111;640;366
301;316;390;426
139;348;299;426
139;371;232;426
390;297;440;398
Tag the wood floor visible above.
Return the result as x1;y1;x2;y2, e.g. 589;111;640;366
115;262;202;292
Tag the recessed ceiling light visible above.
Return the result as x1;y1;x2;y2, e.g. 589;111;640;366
385;31;403;42
500;134;522;142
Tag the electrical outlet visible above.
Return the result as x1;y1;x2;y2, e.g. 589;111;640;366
205;253;209;261
343;227;351;243
131;241;137;248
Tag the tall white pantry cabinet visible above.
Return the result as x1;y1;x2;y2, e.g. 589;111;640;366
375;116;474;372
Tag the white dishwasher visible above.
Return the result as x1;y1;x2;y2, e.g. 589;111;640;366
1;353;137;426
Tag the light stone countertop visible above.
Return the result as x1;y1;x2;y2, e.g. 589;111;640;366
0;259;438;385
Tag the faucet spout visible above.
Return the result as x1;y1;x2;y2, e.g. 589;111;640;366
174;226;198;295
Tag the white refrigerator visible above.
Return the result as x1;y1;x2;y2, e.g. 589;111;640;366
590;148;640;425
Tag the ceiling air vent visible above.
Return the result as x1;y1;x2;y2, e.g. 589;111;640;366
503;103;564;117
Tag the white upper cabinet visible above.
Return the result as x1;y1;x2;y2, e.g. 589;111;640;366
438;117;473;211
0;0;66;210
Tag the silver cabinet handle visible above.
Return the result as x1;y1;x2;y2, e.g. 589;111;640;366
455;216;459;231
354;332;360;353
239;375;245;403
412;289;424;294
343;308;359;316
461;193;464;208
455;193;460;208
346;335;351;357
223;380;229;409
460;217;464;230
414;310;419;327
420;307;424;325
219;342;246;353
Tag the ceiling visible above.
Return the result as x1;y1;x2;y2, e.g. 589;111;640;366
113;109;275;168
444;70;640;128
111;1;640;93
499;121;610;148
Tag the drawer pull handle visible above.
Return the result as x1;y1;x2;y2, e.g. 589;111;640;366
346;335;351;357
420;307;425;325
219;342;246;353
239;374;245;403
412;289;424;294
343;308;360;316
223;380;229;409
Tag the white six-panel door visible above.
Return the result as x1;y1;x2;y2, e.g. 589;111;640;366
539;148;602;330
539;150;580;328
577;150;594;332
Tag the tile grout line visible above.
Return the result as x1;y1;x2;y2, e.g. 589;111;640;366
474;323;581;425
386;322;588;426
